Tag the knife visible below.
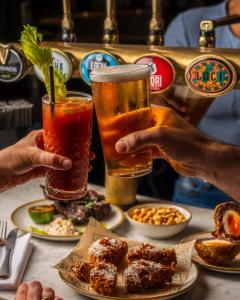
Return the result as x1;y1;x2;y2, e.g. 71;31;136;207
0;228;18;278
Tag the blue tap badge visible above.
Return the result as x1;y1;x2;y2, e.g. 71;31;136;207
80;51;119;85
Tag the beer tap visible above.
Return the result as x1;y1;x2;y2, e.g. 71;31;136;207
148;0;164;46
10;8;240;97
61;0;76;43
183;15;240;97
199;15;240;48
103;0;119;45
34;0;75;82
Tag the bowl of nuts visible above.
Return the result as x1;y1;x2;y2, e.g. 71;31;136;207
127;203;192;239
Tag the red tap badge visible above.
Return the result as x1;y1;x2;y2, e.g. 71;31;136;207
135;55;175;93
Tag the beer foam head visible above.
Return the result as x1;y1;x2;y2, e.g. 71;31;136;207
90;64;150;83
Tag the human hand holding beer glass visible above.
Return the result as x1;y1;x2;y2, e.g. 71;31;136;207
115;105;213;178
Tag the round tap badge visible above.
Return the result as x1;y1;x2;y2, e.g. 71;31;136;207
135;55;176;94
185;55;237;97
0;48;25;82
34;49;72;82
80;51;119;85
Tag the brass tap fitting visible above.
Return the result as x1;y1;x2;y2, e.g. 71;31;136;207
61;0;76;42
103;0;119;45
148;0;164;46
199;15;240;48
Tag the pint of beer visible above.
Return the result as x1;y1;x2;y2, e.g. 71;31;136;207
105;173;138;206
90;64;152;178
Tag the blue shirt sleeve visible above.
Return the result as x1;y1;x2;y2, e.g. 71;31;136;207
164;2;227;48
165;14;191;47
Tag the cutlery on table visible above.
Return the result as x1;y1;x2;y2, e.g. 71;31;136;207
0;220;7;246
0;226;18;278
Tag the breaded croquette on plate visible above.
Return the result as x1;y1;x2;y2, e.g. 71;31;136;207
89;238;128;266
125;259;174;293
90;262;117;296
127;243;177;268
72;261;93;282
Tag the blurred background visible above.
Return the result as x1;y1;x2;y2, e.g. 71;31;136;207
0;0;222;199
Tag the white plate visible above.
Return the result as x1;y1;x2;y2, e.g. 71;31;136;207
181;232;240;274
11;199;124;242
59;263;198;300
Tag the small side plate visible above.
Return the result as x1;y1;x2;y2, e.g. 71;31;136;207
11;199;124;242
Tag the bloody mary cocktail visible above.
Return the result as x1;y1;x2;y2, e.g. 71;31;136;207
42;91;93;200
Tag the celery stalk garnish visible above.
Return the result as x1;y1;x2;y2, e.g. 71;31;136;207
20;24;67;98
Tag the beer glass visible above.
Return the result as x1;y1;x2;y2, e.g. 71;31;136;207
90;64;152;178
42;91;93;200
105;172;138;206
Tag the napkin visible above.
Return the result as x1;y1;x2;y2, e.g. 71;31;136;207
0;233;33;291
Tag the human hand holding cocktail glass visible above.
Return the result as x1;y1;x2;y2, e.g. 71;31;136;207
21;25;93;200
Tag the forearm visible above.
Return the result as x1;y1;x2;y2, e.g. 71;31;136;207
197;141;240;201
0;146;17;192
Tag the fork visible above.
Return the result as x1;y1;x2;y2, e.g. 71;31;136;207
0;220;7;246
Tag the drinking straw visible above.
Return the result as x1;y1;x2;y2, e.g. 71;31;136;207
49;65;55;113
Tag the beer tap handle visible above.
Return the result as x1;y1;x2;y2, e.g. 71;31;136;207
213;15;240;27
148;0;164;46
61;0;77;43
199;15;240;48
103;0;119;45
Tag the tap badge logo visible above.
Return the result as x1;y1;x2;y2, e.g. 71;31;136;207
80;51;119;85
186;57;236;96
0;48;25;82
34;49;72;82
135;55;175;93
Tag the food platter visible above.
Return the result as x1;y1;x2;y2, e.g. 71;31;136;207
181;232;240;274
11;199;124;241
55;218;198;300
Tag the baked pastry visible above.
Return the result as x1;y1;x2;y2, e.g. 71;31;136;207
90;262;117;295
72;261;93;282
213;201;240;241
195;238;240;266
127;243;177;268
124;259;174;293
89;238;128;266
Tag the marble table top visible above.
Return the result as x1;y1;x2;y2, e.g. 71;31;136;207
0;178;239;300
